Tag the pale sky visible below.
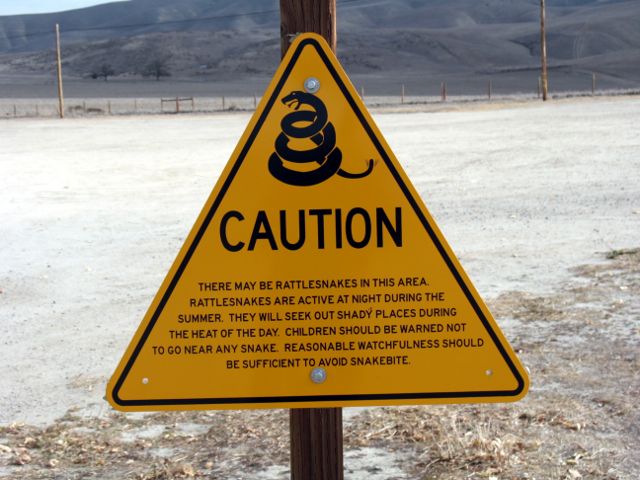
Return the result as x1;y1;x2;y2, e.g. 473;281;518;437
0;1;123;16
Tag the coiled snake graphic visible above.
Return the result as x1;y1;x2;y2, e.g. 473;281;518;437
268;91;374;186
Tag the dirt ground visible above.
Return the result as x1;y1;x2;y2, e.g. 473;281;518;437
0;248;638;479
1;97;639;478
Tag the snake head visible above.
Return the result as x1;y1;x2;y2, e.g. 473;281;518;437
281;91;305;110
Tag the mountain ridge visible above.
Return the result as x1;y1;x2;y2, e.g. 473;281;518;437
0;0;638;94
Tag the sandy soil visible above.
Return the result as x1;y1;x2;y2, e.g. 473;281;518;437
0;96;639;478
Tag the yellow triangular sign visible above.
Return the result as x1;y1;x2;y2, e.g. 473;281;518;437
107;33;528;411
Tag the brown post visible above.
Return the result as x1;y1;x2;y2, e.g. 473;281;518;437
441;81;447;102
488;79;492;101
222;96;225;111
55;24;64;118
592;72;596;96
280;0;336;58
540;0;549;101
290;409;343;480
280;2;343;480
401;84;405;104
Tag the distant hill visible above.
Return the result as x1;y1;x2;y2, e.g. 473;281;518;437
0;0;280;53
0;0;639;94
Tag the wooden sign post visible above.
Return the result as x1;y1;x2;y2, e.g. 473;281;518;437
279;2;343;479
280;0;336;57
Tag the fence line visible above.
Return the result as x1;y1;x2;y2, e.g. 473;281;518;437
2;87;639;119
1;96;261;118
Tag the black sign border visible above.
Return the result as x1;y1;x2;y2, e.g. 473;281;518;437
111;37;526;407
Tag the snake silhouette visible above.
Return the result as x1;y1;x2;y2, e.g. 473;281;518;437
268;91;374;186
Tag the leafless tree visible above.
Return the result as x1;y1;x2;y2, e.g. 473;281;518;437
142;58;171;81
91;63;116;81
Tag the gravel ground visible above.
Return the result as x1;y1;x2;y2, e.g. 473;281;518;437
1;96;639;478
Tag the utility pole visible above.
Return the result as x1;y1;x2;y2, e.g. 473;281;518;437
540;0;549;101
279;3;343;479
55;24;65;118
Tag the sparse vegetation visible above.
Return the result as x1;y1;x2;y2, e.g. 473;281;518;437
90;63;116;81
605;247;640;259
142;57;171;81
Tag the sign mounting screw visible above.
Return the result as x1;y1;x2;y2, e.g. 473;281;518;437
304;77;320;94
310;367;327;384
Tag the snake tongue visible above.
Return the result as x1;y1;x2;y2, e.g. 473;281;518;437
284;99;300;110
